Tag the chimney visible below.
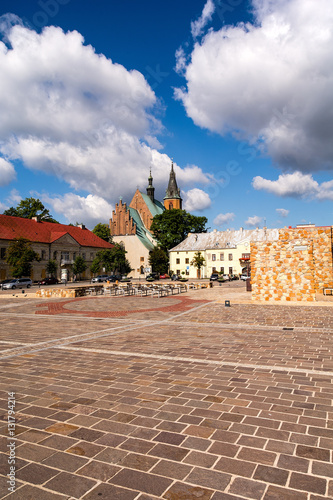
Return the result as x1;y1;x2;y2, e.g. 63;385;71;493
78;224;86;230
32;215;41;222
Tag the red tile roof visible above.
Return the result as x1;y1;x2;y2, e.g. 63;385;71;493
0;215;114;249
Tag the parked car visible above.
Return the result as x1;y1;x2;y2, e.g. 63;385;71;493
229;274;239;280
0;279;13;290
91;275;109;283
106;275;122;282
240;274;250;281
40;277;59;285
146;273;159;281
171;274;180;281
2;278;33;289
210;273;219;281
159;273;170;279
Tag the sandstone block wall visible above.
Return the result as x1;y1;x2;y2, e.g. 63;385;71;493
251;227;333;302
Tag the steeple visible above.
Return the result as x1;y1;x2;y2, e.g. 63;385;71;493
146;169;155;202
164;160;182;210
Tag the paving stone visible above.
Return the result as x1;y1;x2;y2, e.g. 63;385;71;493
82;483;138;499
110;469;173;496
289;472;327;494
228;477;266;499
163;482;214;500
185;467;231;491
150;459;192;480
4;484;67;499
43;450;89;472
14;462;60;485
253;464;289;485
44;471;97;498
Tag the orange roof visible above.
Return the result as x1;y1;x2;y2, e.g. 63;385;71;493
0;215;114;249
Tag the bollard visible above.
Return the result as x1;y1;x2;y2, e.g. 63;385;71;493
225;300;230;307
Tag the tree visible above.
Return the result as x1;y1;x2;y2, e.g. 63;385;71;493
191;251;206;278
6;238;40;277
91;244;132;275
3;197;58;223
72;255;87;280
150;209;207;252
92;223;112;242
148;247;169;274
46;260;58;277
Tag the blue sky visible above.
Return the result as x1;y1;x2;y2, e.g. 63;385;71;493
0;0;333;230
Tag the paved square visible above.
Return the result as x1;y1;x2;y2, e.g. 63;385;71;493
0;283;333;499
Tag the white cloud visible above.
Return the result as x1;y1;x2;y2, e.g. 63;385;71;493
175;46;187;75
176;0;333;172
40;193;114;229
182;188;211;212
0;157;16;186
253;172;320;198
191;0;216;39
0;20;211;205
245;215;262;227
276;208;289;217
213;212;235;227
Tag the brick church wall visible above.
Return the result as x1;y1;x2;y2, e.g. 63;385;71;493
110;199;136;236
251;227;333;302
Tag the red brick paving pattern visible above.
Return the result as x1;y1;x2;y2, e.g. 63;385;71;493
0;293;333;498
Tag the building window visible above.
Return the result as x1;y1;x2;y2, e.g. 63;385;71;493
53;251;57;260
185;258;189;264
220;267;224;274
82;253;86;260
229;267;233;274
61;252;69;261
41;250;46;260
228;254;233;261
140;256;144;262
90;252;94;260
176;258;180;265
220;253;224;261
73;252;76;260
0;248;6;260
212;254;216;261
212;267;216;272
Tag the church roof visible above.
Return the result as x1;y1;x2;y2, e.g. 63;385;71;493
164;162;181;200
128;207;155;251
139;192;164;217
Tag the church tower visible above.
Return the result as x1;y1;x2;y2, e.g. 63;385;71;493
146;170;155;202
164;161;182;210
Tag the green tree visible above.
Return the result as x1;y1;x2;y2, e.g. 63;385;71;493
72;255;87;280
90;258;101;276
46;260;58;277
92;244;132;275
6;238;40;277
150;209;207;252
3;197;58;223
92;223;112;242
190;251;206;278
148;247;169;274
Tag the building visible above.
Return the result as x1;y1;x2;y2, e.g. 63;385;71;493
0;215;113;282
169;228;278;278
110;163;182;278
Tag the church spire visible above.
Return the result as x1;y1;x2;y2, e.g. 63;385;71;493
164;160;182;210
146;169;155;202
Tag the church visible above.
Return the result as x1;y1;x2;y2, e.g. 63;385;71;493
109;162;182;278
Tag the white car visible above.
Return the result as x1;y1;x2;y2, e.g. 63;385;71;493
91;275;109;283
240;274;250;281
2;278;33;289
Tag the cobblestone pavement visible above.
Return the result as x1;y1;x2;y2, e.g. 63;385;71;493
0;284;333;499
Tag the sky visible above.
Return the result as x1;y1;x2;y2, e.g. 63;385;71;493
0;0;333;230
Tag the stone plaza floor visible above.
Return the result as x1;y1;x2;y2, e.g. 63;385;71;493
1;282;333;499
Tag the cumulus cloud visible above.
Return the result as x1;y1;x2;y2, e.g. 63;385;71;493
191;0;216;39
213;212;235;227
252;171;333;199
182;188;211;212
40;193;114;229
0;157;16;186
175;0;333;172
276;208;289;217
245;215;262;227
0;19;211;205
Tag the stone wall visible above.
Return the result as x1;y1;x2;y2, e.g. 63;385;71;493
251;227;333;302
